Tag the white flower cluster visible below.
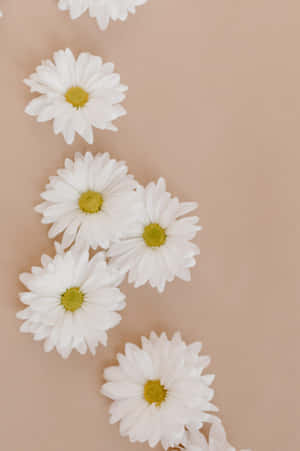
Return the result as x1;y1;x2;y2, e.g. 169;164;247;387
18;12;251;451
33;151;201;293
17;151;201;358
58;0;148;30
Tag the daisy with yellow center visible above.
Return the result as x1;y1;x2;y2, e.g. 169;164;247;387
17;243;126;359
109;177;202;292
102;332;218;450
36;152;140;250
24;48;127;144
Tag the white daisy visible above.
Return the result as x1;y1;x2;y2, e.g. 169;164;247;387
24;48;127;144
89;0;148;31
183;424;251;451
101;332;218;450
17;243;126;359
108;177;202;292
35;152;140;250
58;0;148;30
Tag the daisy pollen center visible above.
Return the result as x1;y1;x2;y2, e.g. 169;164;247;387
79;190;103;214
61;287;84;312
144;380;167;406
143;223;167;247
65;86;89;109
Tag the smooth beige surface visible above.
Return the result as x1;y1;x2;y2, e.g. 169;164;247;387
0;1;299;450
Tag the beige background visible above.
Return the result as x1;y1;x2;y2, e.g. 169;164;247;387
0;1;299;450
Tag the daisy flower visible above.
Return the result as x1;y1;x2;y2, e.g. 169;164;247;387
89;0;148;31
58;0;148;31
101;332;218;450
36;152;140;250
108;177;202;292
183;424;251;451
17;243;126;359
24;48;127;144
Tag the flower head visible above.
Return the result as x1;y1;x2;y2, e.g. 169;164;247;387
101;332;218;449
17;243;126;358
36;152;139;250
108;177;202;292
25;48;127;144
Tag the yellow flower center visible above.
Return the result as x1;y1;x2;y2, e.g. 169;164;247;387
65;86;89;109
143;223;167;247
144;380;167;406
78;190;103;214
61;287;84;312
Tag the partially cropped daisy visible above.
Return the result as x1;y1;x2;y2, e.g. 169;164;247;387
101;332;218;450
58;0;91;20
17;243;126;359
36;152;139;250
58;0;148;30
24;48;127;144
183;424;251;451
89;0;148;31
108;178;202;292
